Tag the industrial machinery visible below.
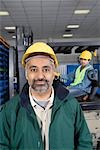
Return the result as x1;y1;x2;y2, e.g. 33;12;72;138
0;36;9;105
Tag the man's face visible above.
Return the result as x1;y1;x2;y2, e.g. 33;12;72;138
79;58;90;67
25;56;55;93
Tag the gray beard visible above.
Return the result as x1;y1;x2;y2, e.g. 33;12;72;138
31;79;51;93
31;83;49;93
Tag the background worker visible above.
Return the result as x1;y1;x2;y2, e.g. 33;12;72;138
66;50;94;98
0;42;92;149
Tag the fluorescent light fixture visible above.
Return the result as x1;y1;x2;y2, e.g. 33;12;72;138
0;11;9;16
74;10;90;14
12;35;16;39
63;34;73;38
4;26;16;30
67;25;79;28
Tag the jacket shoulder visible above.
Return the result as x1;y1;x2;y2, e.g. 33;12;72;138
65;94;81;112
0;95;20;113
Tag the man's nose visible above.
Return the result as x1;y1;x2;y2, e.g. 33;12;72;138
37;70;45;79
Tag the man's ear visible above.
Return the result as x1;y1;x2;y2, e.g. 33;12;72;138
25;70;28;80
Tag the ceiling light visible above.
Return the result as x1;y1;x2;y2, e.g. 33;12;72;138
0;11;9;16
4;26;16;30
74;10;90;14
12;35;16;39
62;34;73;38
67;25;79;28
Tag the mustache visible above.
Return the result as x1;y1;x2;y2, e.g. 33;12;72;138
32;79;49;83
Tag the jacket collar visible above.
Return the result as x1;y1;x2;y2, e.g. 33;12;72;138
53;79;69;100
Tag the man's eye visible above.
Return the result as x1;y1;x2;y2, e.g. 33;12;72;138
30;68;37;72
43;68;50;72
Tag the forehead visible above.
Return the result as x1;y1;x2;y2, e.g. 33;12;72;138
26;56;54;68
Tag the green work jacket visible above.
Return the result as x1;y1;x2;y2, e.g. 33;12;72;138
0;80;92;150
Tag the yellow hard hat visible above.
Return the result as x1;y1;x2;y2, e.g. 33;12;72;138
22;42;58;67
79;50;92;60
93;50;97;57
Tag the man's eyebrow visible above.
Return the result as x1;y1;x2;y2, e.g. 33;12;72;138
43;66;51;68
28;65;37;69
28;65;51;69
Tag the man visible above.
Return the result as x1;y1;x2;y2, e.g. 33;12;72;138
67;50;94;98
0;42;92;149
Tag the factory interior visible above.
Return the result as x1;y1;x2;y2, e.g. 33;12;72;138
0;0;100;149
